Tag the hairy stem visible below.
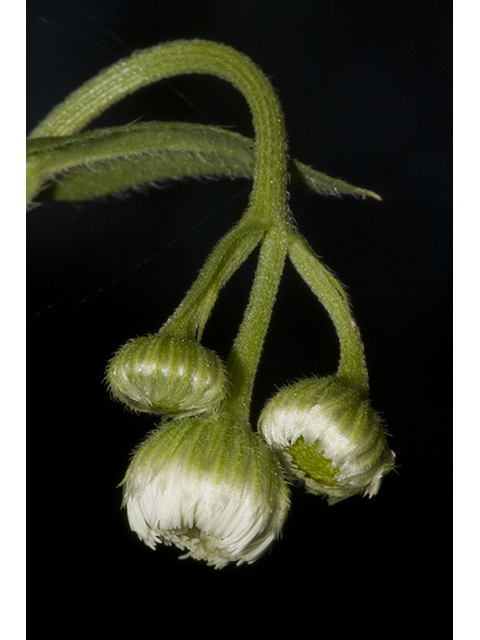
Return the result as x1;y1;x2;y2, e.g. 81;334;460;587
28;40;288;219
288;230;369;396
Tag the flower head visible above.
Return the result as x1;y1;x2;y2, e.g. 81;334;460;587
258;376;395;504
106;334;228;416
121;412;290;568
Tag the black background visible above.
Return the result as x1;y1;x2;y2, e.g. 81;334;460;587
27;0;451;632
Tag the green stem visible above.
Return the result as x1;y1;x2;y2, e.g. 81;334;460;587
226;225;289;419
28;39;288;218
287;230;369;396
161;220;265;340
30;39;293;417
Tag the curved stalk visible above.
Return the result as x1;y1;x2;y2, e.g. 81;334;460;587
287;230;369;396
28;39;289;221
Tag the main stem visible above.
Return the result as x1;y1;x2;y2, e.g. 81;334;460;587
28;40;288;217
226;225;289;420
30;39;292;416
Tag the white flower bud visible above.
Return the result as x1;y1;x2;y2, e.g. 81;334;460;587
258;376;395;504
106;334;228;416
121;413;290;568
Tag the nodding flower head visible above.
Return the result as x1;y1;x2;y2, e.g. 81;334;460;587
120;412;290;568
258;376;395;504
106;334;228;417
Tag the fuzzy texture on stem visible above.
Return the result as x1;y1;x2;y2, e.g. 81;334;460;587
28;40;289;215
225;225;289;419
288;230;369;395
28;39;394;567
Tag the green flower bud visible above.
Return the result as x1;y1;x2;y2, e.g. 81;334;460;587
258;376;395;504
106;334;228;416
120;412;290;568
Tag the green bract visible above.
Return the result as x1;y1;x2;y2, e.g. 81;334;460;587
28;39;395;567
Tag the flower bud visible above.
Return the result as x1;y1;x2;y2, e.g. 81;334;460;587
121;412;290;568
106;334;228;416
258;376;395;504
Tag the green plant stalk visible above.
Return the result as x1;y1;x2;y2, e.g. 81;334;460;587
27;41;292;391
161;221;265;341
28;40;289;216
28;38;370;410
226;225;289;420
145;42;292;410
287;230;369;396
